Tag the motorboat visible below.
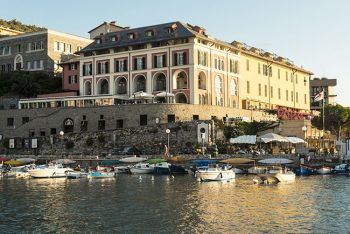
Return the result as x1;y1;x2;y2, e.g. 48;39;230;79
317;166;333;175
334;164;349;174
232;167;245;174
259;167;296;183
88;171;115;178
196;165;235;182
293;165;314;176
28;164;73;178
153;162;171;174
169;164;188;174
114;166;130;174
248;166;267;174
66;171;88;179
130;163;154;174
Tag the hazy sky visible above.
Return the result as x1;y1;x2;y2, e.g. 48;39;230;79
2;0;349;105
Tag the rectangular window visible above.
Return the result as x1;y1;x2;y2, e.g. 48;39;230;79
247;81;250;94
27;61;31;70
193;115;199;120
81;121;88;132
117;59;127;72
291;91;294;102
16;44;21;53
39;60;43;69
258;63;261;74
22;117;29;124
264;85;267;97
54;41;59;51
116;119;124;129
7;118;14;127
278;88;281;99
286;71;288;81
69;63;76;70
29;130;35;137
296;92;299;103
136;57;144;70
220;59;224;71
286;90;289;101
50;128;57;135
291;73;294;83
97;61;109;74
140;115;147;126
258;84;261;96
304;94;307;104
278;69;280;79
155;54;164;68
214;58;218;69
198;50;207;66
83;63;92;76
167;114;175;123
176;52;186;66
295;75;298;84
40;129;46;137
246;59;249;71
98;120;105;130
270;87;273;98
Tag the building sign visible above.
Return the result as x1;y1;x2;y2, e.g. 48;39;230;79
9;139;15;149
31;139;38;149
276;107;313;120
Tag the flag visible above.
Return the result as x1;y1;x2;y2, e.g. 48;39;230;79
314;90;324;102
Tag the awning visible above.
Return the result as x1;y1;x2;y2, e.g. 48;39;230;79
229;135;256;144
285;137;306;144
257;133;289;143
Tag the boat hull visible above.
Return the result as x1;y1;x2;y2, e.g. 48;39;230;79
28;168;72;178
88;171;115;178
248;166;267;174
260;172;295;183
294;167;313;176
197;170;235;182
317;167;332;175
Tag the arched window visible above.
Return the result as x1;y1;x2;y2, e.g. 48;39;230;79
116;77;127;94
175;93;188;103
230;79;237;96
98;79;109;95
174;71;188;89
134;75;146;92
84;81;92;95
215;75;222;94
153;73;166;91
198;72;206;90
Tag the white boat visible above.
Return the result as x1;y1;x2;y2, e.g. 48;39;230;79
130;163;154;174
66;171;88;179
114;166;130;174
232;167;245;174
259;167;296;183
28;164;73;178
317;166;333;175
248;166;267;174
119;156;147;163
5;166;31;178
196;165;235;182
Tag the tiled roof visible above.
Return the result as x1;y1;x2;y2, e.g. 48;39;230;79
78;21;197;53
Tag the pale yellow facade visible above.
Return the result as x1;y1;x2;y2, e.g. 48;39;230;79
238;47;312;112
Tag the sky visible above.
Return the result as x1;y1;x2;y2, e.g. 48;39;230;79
1;0;349;105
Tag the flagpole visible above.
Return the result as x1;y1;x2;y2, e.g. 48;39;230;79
322;88;325;151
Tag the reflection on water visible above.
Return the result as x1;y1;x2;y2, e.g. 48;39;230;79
1;175;350;233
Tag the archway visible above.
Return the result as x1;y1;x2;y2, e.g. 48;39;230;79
98;79;109;95
84;81;92;95
198;72;206;90
173;70;188;89
175;93;188;103
134;75;146;92
153;73;166;91
14;54;23;71
63;118;74;133
115;77;127;94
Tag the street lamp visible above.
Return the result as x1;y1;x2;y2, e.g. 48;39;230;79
302;126;307;142
59;131;64;139
165;129;170;156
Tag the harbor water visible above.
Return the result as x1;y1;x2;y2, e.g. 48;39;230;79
1;175;350;233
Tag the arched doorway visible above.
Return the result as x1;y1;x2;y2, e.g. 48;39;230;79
198;72;206;90
134;75;146;92
63;118;74;133
153;73;166;91
115;77;127;94
175;93;188;103
84;81;92;95
98;79;109;95
14;54;23;71
173;70;188;89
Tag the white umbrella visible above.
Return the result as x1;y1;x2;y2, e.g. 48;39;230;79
285;137;306;144
52;159;76;164
130;91;154;99
257;133;289;143
229;135;256;144
155;91;175;97
17;158;36;163
258;158;294;164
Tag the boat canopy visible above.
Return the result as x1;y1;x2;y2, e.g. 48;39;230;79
220;158;255;164
229;135;256;144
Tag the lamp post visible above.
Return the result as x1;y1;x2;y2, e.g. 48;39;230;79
59;131;64;139
165;129;170;156
302;126;307;145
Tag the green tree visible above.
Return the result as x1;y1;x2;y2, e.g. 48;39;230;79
312;104;350;140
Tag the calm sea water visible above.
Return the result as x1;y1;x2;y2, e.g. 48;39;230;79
1;174;350;234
